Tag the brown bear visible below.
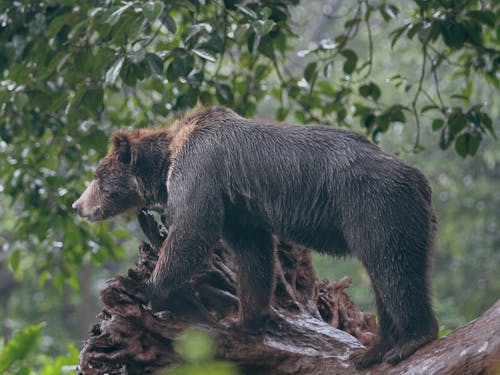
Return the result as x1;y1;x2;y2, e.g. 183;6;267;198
72;106;438;368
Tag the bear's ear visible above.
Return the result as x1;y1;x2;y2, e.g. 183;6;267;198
112;132;133;164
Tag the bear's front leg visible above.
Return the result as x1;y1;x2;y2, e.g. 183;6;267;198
147;216;222;310
223;225;277;333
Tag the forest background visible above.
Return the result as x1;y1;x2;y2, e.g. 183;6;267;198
0;0;498;372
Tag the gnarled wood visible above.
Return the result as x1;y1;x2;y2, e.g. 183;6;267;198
78;211;500;375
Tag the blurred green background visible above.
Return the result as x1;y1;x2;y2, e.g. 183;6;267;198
0;0;498;373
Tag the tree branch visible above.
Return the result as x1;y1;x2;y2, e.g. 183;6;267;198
412;45;427;150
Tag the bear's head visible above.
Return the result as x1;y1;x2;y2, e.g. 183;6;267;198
72;130;170;221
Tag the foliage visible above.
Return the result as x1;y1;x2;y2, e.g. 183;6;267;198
39;343;79;375
0;322;79;374
0;323;44;373
162;328;239;375
426;139;500;328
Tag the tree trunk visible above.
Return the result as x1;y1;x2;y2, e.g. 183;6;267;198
78;211;500;375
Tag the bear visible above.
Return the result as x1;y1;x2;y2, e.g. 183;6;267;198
72;106;438;368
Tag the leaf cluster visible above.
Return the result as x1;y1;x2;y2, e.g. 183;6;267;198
0;0;497;285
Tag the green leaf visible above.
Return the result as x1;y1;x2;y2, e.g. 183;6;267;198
353;103;372;118
390;24;410;48
119;59;136;86
215;84;234;105
185;23;212;46
176;87;199;109
317;81;335;96
440;20;466;48
340;49;357;75
128;49;146;64
224;0;237;10
105;3;133;26
359;82;381;101
432;119;445;131
252;19;276;36
376;114;390;132
466;10;495;28
255;64;271;80
304;62;317;83
202;33;225;53
145;53;163;75
455;132;481;157
0;323;45;373
143;1;165;22
165;14;177;34
48;93;69;112
167;57;182;82
199;91;212;106
246;30;256;53
105;57;125;85
237;5;258;19
363;113;376;129
275;107;289;121
38;270;51;287
257;35;274;59
166;55;194;81
386;105;407;122
451;94;469;102
81;87;104;113
467;133;481;156
448;110;468;136
379;4;399;21
45;12;76;38
407;22;421;40
462;19;482;46
234;24;250;43
295;110;307;123
344;17;361;28
192;49;216;62
261;7;272;19
9;249;21;271
480;112;496;139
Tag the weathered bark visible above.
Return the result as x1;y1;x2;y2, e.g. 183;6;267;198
78;211;500;375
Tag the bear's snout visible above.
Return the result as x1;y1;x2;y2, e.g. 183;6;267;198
72;200;103;221
72;180;103;221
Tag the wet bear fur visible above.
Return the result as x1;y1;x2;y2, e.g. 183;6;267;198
73;106;438;368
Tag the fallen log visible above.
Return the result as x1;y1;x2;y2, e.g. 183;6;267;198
78;211;500;375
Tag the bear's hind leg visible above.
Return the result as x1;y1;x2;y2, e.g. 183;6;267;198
360;248;438;367
223;225;276;333
350;289;396;369
381;273;438;364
